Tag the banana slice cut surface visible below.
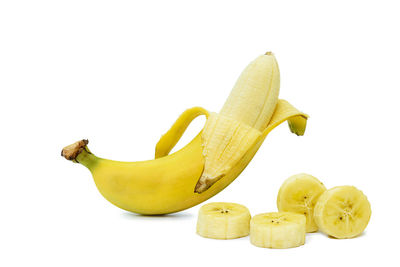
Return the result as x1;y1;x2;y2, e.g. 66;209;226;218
196;202;251;239
277;173;326;232
250;212;306;249
314;186;371;239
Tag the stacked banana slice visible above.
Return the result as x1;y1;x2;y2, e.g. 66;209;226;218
196;202;251;239
277;173;327;232
196;174;371;248
277;174;371;239
314;186;371;239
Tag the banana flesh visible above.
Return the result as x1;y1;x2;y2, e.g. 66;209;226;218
314;186;371;239
250;212;306;249
220;52;280;130
196;202;251;239
196;53;280;193
195;113;262;193
277;173;326;232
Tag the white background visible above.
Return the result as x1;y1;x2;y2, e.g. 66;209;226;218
1;0;398;266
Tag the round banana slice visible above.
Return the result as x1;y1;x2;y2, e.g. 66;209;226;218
196;202;251;239
250;212;306;249
277;173;326;232
314;186;371;239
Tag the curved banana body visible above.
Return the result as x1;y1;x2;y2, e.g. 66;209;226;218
63;100;307;214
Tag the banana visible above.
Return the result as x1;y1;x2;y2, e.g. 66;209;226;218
314;186;371;239
62;100;307;214
277;173;326;232
196;202;251;239
195;52;280;192
250;212;306;249
62;52;308;215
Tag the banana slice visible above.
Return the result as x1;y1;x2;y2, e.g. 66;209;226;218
196;202;251;239
277;173;326;232
314;186;371;239
250;212;306;249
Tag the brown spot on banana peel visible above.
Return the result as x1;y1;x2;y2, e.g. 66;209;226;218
61;139;89;161
194;173;225;194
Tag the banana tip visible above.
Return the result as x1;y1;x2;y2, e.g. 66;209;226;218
61;139;89;161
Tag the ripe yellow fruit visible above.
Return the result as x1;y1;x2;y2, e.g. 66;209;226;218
314;186;371;239
196;202;251;239
61;52;308;214
250;212;306;249
277;173;326;232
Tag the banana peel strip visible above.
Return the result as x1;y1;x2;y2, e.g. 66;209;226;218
263;99;308;138
155;100;308;191
155;107;209;158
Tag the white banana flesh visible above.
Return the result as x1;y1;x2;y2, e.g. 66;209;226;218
195;113;262;193
250;212;306;249
314;186;371;239
196;202;251;239
196;52;280;193
277;173;327;232
220;52;280;130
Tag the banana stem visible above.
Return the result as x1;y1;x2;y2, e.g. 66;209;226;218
61;139;98;170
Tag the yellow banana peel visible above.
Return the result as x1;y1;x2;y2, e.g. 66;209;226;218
62;99;307;214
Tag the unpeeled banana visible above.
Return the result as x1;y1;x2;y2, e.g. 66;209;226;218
250;212;306;249
196;202;251;239
277;173;326;232
314;186;371;239
61;52;308;215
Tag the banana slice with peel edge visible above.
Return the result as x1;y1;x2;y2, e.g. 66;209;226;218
277;173;326;232
250;212;306;249
196;202;251;239
314;186;371;239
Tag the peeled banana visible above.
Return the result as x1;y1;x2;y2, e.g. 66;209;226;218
277;173;326;232
314;186;371;239
196;202;251;239
250;212;306;249
62;52;308;215
195;52;280;192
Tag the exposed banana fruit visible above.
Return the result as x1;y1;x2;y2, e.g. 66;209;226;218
195;113;262;192
196;202;251;239
250;212;306;249
195;52;280;192
314;186;371;239
220;52;280;130
277;173;326;232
